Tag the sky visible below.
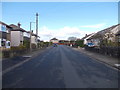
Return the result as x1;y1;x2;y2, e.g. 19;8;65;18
1;2;118;41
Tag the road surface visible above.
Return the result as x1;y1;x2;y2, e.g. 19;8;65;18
2;45;120;88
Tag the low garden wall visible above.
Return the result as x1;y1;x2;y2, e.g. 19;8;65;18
85;46;120;58
2;49;30;58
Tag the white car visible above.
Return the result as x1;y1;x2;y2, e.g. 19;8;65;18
6;41;11;48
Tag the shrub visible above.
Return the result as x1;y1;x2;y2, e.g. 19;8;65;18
11;44;26;51
31;43;37;49
23;40;30;49
75;40;84;47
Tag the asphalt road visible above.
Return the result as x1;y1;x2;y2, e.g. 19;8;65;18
2;45;120;88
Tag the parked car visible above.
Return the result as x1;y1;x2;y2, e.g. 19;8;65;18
87;42;95;47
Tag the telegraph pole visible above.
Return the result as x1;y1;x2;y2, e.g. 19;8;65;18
30;22;35;51
30;22;32;51
36;13;38;36
36;13;38;48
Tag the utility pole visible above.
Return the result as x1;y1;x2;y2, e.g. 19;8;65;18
30;22;32;51
30;22;35;51
36;13;38;48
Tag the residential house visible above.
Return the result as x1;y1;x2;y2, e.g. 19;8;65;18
9;23;26;47
0;21;12;48
50;38;59;44
31;33;38;45
115;30;120;46
81;33;95;45
23;31;30;41
58;40;68;45
30;32;40;48
87;24;120;47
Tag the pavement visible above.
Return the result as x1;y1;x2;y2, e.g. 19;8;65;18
2;45;120;88
72;47;120;70
2;46;52;75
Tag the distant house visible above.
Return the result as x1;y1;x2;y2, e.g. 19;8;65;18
58;40;69;45
9;23;26;47
68;37;77;41
50;38;59;44
0;21;12;48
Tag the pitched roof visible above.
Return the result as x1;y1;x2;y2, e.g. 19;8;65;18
82;34;91;40
81;33;95;40
88;24;120;39
0;21;12;28
116;31;120;36
51;38;58;40
9;24;26;32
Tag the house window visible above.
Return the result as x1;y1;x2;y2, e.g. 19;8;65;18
1;41;6;46
0;24;6;32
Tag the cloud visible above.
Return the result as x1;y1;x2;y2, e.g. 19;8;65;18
38;26;92;41
80;23;106;28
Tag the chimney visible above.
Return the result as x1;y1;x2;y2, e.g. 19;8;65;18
18;22;21;28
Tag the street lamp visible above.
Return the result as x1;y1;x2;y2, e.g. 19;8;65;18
30;22;35;51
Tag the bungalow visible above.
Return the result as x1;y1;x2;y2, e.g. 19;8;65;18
87;24;120;47
81;33;95;45
0;21;12;48
9;23;26;47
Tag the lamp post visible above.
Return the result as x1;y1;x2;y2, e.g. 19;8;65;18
30;22;35;51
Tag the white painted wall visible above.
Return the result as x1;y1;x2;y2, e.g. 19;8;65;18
83;33;95;45
11;31;23;46
0;39;2;47
31;36;37;45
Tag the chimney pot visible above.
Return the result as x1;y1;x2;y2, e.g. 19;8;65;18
18;23;21;28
